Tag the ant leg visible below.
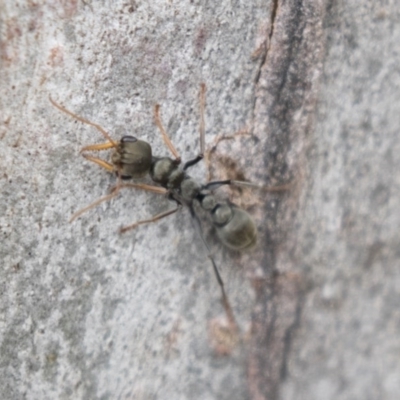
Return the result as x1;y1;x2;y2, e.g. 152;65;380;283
183;155;204;171
49;96;117;146
70;190;120;222
110;182;168;195
70;183;167;223
204;128;251;181
50;97;119;173
120;204;181;234
154;85;206;168
250;181;293;192
204;179;292;192
100;181;173;233
154;104;181;163
204;179;236;191
188;205;238;331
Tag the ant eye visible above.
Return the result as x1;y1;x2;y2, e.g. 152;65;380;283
121;136;138;143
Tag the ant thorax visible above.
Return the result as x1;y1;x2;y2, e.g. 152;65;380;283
150;157;184;189
150;156;202;203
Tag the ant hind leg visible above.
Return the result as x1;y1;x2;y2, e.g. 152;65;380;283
119;204;181;234
204;128;251;182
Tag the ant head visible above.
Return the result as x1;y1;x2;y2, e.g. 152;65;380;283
112;136;152;179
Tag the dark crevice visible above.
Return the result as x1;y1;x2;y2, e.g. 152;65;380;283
248;0;325;398
254;0;279;86
271;2;306;111
270;0;279;41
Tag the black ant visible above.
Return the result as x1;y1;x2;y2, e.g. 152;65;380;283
50;84;263;330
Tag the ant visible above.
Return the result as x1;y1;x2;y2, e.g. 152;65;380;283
50;84;262;331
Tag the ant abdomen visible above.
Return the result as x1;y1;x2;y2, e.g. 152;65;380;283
211;204;257;250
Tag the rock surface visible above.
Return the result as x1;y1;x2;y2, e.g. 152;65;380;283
1;1;399;399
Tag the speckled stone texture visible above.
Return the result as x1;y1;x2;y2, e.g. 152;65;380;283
1;1;399;400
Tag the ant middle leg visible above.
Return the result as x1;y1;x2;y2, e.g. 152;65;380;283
70;182;167;223
181;83;208;171
154;84;207;169
183;155;204;171
154;104;181;163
